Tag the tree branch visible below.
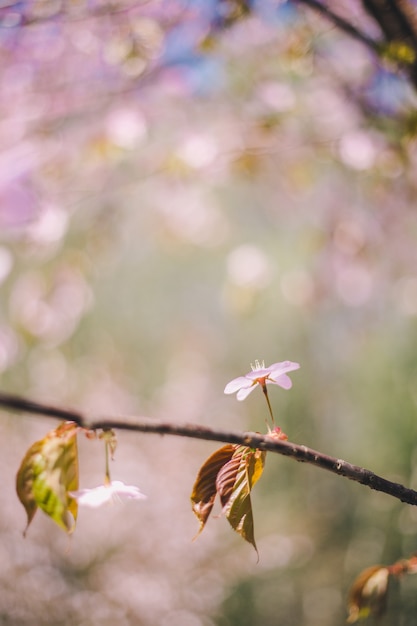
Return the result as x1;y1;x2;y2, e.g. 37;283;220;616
296;0;417;88
0;390;416;506
295;0;381;52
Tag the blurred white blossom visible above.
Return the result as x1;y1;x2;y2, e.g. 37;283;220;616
70;481;146;508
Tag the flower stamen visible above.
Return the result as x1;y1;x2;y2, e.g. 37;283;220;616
251;359;265;371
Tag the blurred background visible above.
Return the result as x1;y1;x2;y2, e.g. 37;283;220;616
1;1;417;624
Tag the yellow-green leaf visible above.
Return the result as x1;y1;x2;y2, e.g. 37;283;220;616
216;446;266;552
16;440;44;535
191;444;236;535
16;422;79;535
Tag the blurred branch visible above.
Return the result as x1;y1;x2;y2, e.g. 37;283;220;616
295;0;380;51
296;0;417;88
362;0;417;47
1;391;417;506
9;0;153;27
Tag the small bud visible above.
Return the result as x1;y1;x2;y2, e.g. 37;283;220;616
268;426;288;441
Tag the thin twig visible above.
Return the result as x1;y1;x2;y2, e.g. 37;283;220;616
0;391;416;506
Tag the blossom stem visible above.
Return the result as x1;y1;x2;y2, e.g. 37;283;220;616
261;383;275;426
104;440;111;486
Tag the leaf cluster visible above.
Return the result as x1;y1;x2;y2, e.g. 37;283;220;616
191;444;266;553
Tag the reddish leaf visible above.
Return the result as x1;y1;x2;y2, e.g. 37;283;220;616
191;444;236;535
217;446;266;551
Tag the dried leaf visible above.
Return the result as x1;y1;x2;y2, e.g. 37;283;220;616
191;444;236;535
16;422;79;535
217;446;266;552
347;565;390;623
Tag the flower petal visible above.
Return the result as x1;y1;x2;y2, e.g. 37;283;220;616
70;481;146;508
225;360;300;400
268;373;293;390
268;361;300;378
224;376;253;394
110;481;147;500
70;486;112;508
236;384;258;401
245;368;271;380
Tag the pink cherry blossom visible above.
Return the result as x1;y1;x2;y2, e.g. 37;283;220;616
70;481;146;508
224;359;300;401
